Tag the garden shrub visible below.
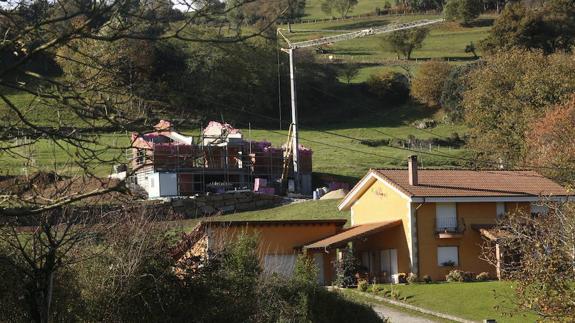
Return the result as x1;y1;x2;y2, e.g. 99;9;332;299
406;273;419;284
446;269;463;282
371;284;383;294
357;279;369;292
476;272;490;281
366;71;410;105
333;249;360;288
397;273;407;284
446;270;475;282
422;275;432;284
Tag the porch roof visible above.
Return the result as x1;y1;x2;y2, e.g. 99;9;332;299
303;220;402;250
478;228;510;242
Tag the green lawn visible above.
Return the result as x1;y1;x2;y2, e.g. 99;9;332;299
365;281;538;322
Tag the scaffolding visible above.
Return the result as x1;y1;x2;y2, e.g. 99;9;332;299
129;127;312;196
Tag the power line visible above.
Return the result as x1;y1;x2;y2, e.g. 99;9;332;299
217;103;575;172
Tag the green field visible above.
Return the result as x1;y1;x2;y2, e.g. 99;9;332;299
283;13;493;82
303;0;394;20
0;100;468;178
349;282;538;322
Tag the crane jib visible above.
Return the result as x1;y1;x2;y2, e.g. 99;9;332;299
288;18;445;50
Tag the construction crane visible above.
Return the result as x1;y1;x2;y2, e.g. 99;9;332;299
277;18;444;194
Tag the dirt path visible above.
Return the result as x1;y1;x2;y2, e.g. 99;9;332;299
372;304;440;323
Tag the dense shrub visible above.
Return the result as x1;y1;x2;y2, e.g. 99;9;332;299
444;0;482;25
366;71;410;105
357;279;369;291
333;249;360;288
446;270;475;282
411;60;452;107
476;272;490;281
446;270;461;282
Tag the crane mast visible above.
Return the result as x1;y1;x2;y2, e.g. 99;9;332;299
279;18;444;194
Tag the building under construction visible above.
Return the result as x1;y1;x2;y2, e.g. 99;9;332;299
130;120;312;198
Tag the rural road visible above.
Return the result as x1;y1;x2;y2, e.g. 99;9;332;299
372;304;438;323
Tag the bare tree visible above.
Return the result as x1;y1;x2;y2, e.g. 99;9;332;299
0;0;284;216
481;200;575;320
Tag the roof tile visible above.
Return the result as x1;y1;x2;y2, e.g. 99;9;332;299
374;169;571;197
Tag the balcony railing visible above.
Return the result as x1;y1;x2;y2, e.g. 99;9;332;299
436;216;458;232
436;217;465;238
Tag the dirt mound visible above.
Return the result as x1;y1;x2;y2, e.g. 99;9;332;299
320;188;349;200
0;172;136;206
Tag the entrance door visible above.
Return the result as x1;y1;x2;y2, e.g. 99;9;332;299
380;249;398;282
313;253;325;285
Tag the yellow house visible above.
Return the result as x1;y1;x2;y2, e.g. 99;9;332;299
303;156;573;282
176;156;573;284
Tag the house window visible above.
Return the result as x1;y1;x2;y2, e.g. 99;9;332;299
531;203;549;216
496;202;505;220
436;203;457;232
263;254;297;277
437;246;459;266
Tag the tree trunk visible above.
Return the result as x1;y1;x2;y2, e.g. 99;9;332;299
288;21;292;33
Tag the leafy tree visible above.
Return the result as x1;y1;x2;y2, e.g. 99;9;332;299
464;41;478;58
462;49;575;167
321;0;359;18
439;62;478;122
366;71;410;106
481;0;575;54
339;63;360;84
411;59;452;107
383;27;429;60
526;95;575;185
443;0;483;25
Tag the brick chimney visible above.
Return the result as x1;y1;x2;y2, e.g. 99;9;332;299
408;155;418;186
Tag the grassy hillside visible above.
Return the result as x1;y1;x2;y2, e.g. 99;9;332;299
0;101;467;178
304;0;394;20
0;14;487;178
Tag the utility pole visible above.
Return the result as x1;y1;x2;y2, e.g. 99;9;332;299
288;48;300;193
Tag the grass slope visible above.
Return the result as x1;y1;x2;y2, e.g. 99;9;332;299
0;103;468;177
368;281;538;322
304;0;393;20
173;199;350;232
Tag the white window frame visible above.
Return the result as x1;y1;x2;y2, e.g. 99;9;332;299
436;203;458;232
437;246;459;267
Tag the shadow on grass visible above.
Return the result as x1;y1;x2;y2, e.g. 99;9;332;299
325;19;391;30
464;18;495;28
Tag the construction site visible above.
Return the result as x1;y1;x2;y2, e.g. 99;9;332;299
129;120;313;199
